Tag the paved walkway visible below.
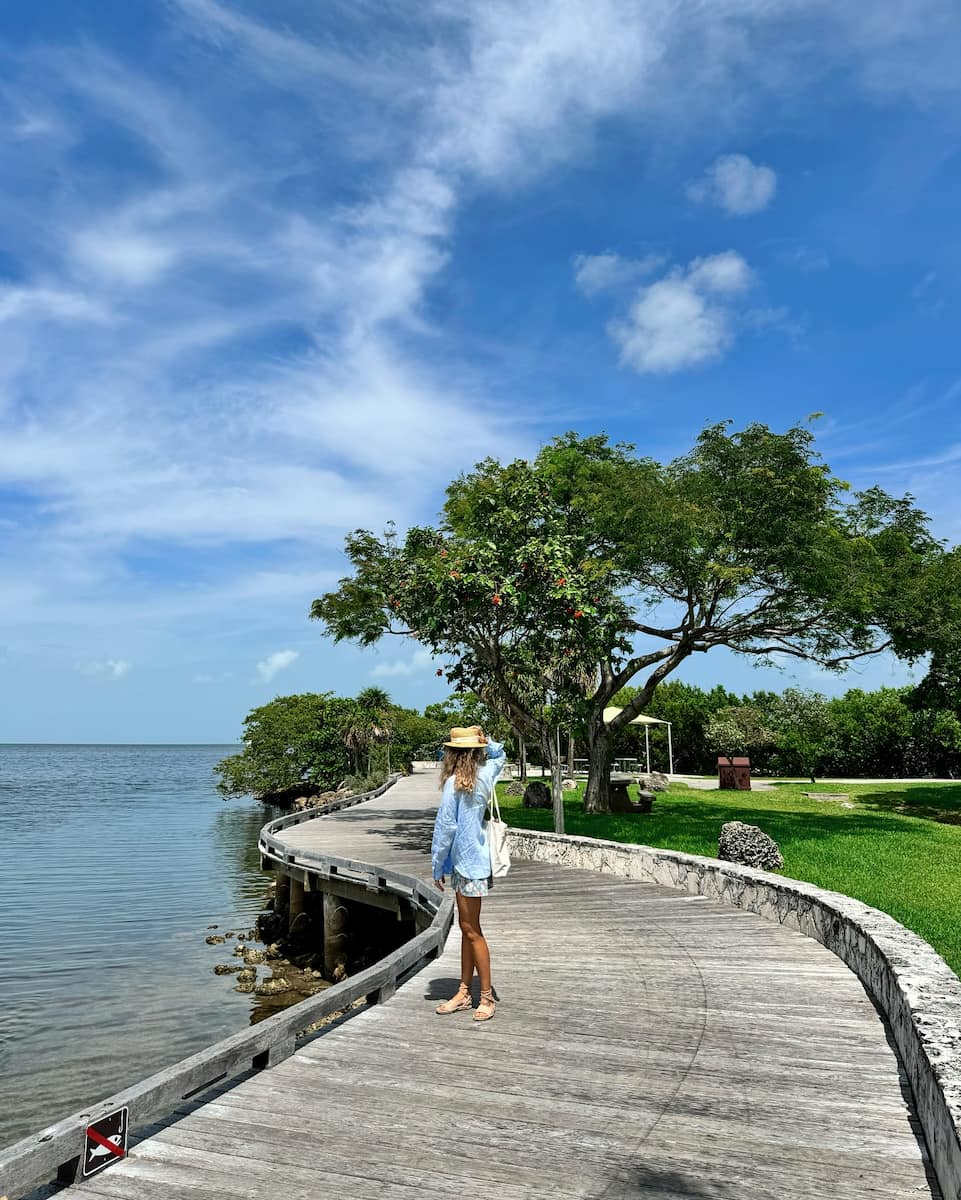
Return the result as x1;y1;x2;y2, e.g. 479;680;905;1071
65;771;939;1199
675;775;959;790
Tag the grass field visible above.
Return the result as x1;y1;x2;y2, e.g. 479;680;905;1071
496;777;961;976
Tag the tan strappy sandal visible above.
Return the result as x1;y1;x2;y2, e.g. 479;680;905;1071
473;987;497;1022
435;983;472;1015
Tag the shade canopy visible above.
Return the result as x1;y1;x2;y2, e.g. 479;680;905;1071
602;707;670;726
602;706;674;775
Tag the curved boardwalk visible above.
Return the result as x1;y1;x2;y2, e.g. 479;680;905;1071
63;771;938;1199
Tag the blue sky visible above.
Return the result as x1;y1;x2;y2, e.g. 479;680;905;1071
2;0;961;742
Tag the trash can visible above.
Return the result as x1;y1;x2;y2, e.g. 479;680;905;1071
717;756;751;790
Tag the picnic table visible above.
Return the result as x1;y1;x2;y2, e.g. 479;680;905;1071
608;772;654;813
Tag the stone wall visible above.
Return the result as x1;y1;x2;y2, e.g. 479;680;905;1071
508;827;961;1200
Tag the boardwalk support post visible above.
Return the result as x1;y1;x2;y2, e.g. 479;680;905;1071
323;892;351;978
288;878;305;931
275;874;290;914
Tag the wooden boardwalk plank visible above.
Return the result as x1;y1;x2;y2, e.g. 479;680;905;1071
61;771;940;1199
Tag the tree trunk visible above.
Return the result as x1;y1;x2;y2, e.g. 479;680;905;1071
552;757;565;835
584;713;614;813
567;733;575;778
542;731;565;835
512;727;528;782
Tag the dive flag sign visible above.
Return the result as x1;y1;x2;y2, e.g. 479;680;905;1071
82;1107;128;1178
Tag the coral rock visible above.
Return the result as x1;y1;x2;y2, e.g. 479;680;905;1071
718;821;783;871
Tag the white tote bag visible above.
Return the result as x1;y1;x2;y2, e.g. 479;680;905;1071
486;792;511;878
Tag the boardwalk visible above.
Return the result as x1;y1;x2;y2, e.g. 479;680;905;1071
60;771;938;1199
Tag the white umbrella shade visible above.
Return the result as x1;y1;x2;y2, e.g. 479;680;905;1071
602;707;674;775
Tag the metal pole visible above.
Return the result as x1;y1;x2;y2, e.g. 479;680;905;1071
553;726;565;835
667;722;674;775
645;726;650;774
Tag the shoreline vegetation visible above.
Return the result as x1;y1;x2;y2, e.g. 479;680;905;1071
216;680;961;813
498;777;961;976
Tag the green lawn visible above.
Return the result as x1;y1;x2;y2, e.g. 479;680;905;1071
496;778;961;976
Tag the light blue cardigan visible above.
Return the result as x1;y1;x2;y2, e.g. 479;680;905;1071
430;740;506;882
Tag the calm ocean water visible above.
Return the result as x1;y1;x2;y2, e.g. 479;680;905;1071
0;744;282;1150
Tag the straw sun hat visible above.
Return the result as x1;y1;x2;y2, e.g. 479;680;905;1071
444;726;488;749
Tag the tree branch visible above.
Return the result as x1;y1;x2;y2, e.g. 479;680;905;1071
607;644;693;728
607;644;679;698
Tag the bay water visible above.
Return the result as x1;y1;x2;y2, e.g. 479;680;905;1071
0;744;282;1150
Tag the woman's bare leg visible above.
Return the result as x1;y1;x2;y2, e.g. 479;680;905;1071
459;905;476;987
456;893;491;993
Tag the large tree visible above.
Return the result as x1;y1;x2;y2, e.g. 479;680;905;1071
313;423;947;813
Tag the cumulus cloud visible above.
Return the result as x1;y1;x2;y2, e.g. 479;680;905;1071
370;647;435;679
572;251;667;296
686;250;755;294
256;649;299;682
688;153;777;215
609;252;755;373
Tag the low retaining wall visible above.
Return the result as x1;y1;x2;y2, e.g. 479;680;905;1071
509;827;961;1200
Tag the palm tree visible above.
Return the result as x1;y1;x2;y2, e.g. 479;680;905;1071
339;703;367;775
355;687;394;775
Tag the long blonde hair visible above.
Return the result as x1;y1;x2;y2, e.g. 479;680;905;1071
439;747;487;794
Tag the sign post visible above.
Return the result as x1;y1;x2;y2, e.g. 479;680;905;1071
82;1107;128;1178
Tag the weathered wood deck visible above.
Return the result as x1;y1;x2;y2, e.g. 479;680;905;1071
61;771;939;1199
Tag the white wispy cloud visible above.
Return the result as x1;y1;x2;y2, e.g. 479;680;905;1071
688;153;777;215
608;252;757;373
78;658;131;679
72;230;179;286
872;444;961;473
0;285;109;324
775;243;830;272
370;647;436;679
572;252;667;296
912;270;945;317
257;649;299;682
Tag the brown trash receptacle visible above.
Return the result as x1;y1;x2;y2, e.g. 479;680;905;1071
717;756;751;790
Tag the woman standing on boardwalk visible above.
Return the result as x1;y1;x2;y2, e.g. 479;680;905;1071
431;726;506;1022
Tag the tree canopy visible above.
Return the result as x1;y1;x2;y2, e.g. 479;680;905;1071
313;421;952;815
217;688;441;802
216;692;354;802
